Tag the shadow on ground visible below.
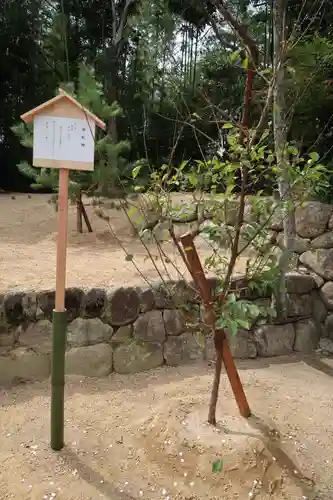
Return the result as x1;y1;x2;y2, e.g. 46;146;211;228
1;354;333;409
60;448;136;500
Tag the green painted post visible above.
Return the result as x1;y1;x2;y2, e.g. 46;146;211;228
51;310;67;451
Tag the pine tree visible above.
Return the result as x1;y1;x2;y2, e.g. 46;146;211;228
12;64;131;233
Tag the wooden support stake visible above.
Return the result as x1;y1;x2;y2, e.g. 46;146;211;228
180;232;251;419
55;169;69;311
221;333;251;418
76;195;83;233
51;168;69;450
81;201;93;232
180;233;216;326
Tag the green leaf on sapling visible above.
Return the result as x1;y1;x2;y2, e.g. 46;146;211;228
309;151;320;162
132;165;142;178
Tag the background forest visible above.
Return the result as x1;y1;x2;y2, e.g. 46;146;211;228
1;0;333;197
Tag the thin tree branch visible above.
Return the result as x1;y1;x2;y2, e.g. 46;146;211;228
250;76;275;147
114;0;134;48
212;0;258;65
208;14;240;52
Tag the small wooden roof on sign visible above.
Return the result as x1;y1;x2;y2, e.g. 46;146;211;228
20;89;106;130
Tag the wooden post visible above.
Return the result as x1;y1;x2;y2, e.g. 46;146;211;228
51;168;69;450
55;169;69;311
180;232;251;419
20;89;106;451
76;194;83;234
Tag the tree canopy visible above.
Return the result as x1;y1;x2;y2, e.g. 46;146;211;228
2;0;333;196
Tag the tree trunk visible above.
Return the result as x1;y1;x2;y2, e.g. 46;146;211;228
273;0;295;319
207;0;258;426
208;332;224;425
108;87;118;144
108;83;118;143
104;40;119;143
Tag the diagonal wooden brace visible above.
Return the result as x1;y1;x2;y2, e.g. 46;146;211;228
180;232;251;419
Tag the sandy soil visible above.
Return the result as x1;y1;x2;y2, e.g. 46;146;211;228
1;356;333;500
0;193;249;293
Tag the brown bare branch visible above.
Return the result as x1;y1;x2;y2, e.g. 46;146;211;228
212;0;258;64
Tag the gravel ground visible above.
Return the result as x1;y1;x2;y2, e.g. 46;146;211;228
0;193;248;293
1;356;333;500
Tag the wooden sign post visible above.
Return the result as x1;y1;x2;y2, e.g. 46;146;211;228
21;90;105;450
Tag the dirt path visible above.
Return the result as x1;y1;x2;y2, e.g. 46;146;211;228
1;356;333;500
0;193;248;292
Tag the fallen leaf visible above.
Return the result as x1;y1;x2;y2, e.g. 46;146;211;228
212;459;223;473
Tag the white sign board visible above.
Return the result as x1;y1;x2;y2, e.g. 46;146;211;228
33;115;96;167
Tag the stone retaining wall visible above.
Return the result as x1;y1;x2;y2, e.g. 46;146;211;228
1;268;332;385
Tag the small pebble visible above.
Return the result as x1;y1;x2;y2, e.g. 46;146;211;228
184;472;187;477
180;459;184;463
139;491;143;496
190;482;194;487
100;480;104;484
